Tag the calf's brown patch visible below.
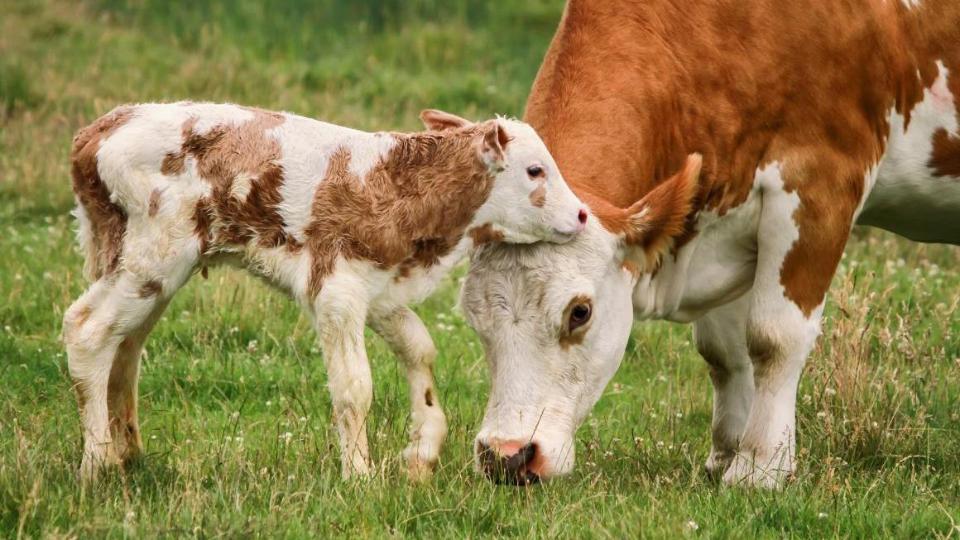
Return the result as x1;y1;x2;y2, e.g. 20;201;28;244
71;105;135;280
147;188;161;217
305;126;497;297
469;223;504;246
169;109;299;252
528;182;547;208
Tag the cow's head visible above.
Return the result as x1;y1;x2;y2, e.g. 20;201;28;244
461;154;701;484
420;109;587;244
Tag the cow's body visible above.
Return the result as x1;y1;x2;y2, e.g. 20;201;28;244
63;102;587;480
464;0;960;486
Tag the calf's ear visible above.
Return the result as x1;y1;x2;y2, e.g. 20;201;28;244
622;153;702;265
476;120;510;171
420;109;472;131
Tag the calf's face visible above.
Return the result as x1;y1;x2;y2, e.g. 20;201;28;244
461;155;702;484
420;110;587;244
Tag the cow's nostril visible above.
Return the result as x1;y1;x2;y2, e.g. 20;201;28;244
478;440;540;485
577;209;588;224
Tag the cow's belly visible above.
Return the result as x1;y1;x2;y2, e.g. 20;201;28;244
857;63;960;245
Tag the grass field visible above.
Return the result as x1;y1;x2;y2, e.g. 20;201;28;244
2;0;959;537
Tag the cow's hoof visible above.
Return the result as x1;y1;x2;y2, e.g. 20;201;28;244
722;453;792;489
704;448;737;480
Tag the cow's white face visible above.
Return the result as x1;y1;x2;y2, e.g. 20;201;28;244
461;155;702;483
461;222;636;482
420;110;587;245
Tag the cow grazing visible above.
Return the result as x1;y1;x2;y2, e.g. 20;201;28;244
462;0;960;487
63;102;588;481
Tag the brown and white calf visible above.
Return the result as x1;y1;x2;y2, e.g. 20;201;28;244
462;0;960;487
63;102;587;481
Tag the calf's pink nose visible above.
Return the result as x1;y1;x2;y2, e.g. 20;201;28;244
576;208;588;231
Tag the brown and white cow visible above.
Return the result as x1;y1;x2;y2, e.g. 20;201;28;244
463;0;960;487
63;102;590;481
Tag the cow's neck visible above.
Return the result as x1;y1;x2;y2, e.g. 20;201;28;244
524;0;695;213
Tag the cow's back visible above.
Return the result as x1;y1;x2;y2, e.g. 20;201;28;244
525;0;960;245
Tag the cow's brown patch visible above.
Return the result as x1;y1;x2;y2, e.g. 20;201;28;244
559;295;592;350
147;188;161;217
778;154;866;317
929;128;960;178
469;223;504;246
529;182;547;207
305;125;497;297
71;106;135;280
138;280;163;298
523;0;959;313
424;389;434;407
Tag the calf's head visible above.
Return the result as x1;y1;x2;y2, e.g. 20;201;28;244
461;155;701;484
420;109;587;244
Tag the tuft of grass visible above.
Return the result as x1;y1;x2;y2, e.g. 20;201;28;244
1;0;959;537
0;59;41;117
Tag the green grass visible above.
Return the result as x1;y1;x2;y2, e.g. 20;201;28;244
2;0;959;537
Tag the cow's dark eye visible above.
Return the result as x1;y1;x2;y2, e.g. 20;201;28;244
568;302;592;332
526;165;544;178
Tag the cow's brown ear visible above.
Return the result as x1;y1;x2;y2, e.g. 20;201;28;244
420;109;472;131
622;153;702;265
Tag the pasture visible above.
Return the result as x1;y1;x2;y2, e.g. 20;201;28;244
2;0;959;536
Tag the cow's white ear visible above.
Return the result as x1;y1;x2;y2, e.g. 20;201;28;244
622;153;701;264
420;109;472;131
477;120;509;170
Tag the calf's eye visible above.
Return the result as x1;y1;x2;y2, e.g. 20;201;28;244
526;165;544;178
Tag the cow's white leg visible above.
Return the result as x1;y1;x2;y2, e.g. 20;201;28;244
722;161;850;488
370;306;447;480
311;271;374;478
64;272;175;482
693;293;754;478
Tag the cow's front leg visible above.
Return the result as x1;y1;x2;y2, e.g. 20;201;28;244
312;279;374;479
370;306;447;480
723;159;859;488
693;294;754;478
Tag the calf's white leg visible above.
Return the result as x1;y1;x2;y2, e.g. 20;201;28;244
64;272;173;481
311;270;374;478
370;306;447;480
